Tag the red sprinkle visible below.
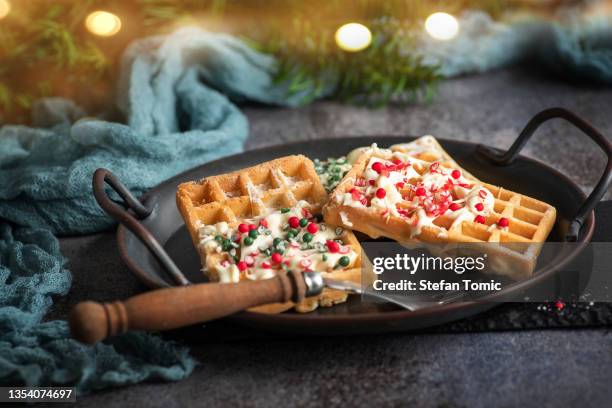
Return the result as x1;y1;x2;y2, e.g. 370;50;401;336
349;187;362;201
237;261;248;271
474;215;486;224
307;222;318;234
234;234;242;242
248;224;257;231
449;203;461;211
430;162;440;172
261;261;271;269
497;217;509;228
326;240;340;253
371;162;384;173
451;170;461;179
271;253;282;264
376;188;386;199
415;187;427;197
475;203;484;211
479;190;488;199
288;216;300;228
368;179;376;186
259;219;269;228
396;182;405;189
555;300;565;311
392;158;402;165
238;223;249;233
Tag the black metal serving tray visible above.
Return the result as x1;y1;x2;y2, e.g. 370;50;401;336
93;108;611;335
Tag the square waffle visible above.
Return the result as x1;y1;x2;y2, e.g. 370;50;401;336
323;144;556;279
177;155;362;313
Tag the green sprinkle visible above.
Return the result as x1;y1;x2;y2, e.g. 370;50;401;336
322;254;328;262
290;228;299;236
338;256;350;267
273;237;283;247
214;235;223;243
274;247;285;255
281;208;290;213
233;255;239;263
248;229;259;239
222;239;232;251
243;236;254;246
303;232;313;243
299;218;308;227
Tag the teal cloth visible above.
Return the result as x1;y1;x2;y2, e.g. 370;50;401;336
0;223;195;392
418;11;612;84
541;17;612;84
0;28;313;393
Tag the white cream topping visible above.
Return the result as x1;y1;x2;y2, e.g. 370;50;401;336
197;201;357;283
338;152;496;238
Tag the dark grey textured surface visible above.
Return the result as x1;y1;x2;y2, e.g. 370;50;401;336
57;68;612;407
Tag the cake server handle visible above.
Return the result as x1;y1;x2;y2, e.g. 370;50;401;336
70;270;321;345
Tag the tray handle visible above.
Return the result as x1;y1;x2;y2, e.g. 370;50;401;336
477;108;612;242
93;168;190;286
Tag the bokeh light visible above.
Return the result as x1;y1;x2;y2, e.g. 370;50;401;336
0;0;11;20
85;11;122;37
335;23;372;52
425;12;459;41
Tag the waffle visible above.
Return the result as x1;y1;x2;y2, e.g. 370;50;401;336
323;145;556;279
177;155;362;313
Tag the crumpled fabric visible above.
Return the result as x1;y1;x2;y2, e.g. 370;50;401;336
539;16;612;84
0;222;195;393
418;11;612;84
0;27;321;235
0;27;309;393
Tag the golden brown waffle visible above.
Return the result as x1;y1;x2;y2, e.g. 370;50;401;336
177;155;362;313
323;146;556;279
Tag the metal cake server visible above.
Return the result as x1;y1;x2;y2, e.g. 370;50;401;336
70;270;465;345
312;273;466;311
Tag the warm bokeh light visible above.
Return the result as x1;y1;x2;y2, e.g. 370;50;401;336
425;12;459;40
85;11;122;37
0;0;11;20
335;23;372;52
